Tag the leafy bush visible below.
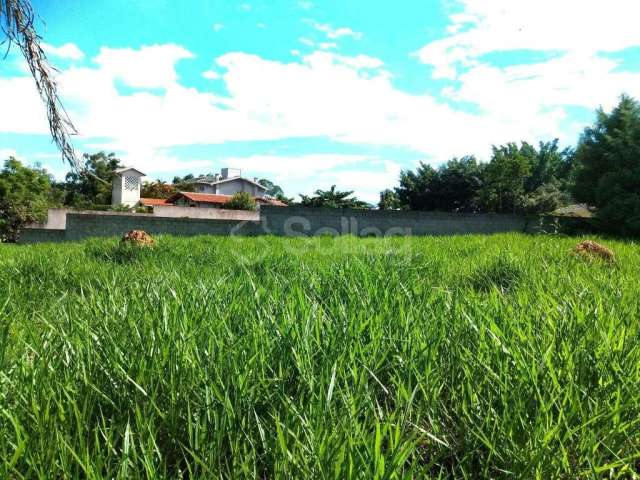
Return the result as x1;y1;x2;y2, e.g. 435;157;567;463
0;158;54;242
518;182;572;214
225;191;257;211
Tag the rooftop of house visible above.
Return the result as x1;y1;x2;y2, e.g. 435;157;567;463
141;192;287;207
190;168;267;190
139;197;170;206
114;167;146;177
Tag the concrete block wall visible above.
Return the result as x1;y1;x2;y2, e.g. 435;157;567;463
65;212;260;241
18;207;589;244
18;228;66;244
259;206;531;237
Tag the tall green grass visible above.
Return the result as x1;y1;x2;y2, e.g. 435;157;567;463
0;233;638;478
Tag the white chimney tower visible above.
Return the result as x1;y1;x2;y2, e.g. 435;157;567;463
112;167;145;207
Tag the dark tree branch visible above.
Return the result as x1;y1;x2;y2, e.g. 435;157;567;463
1;0;82;171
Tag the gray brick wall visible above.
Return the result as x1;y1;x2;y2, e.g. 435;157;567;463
18;229;66;244
259;206;533;237
65;213;260;241
18;208;587;244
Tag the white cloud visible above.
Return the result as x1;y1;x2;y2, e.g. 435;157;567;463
414;0;640;145
310;21;362;40
202;70;220;80
256;22;266;29
418;0;640;79
1;44;572;171
298;1;313;10
212;23;224;32
223;154;398;202
447;52;639;116
42;42;85;61
0;77;49;134
319;42;337;50
298;37;315;48
93;44;194;88
0;148;18;160
240;3;251;11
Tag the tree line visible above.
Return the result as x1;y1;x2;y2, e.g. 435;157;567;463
377;94;640;235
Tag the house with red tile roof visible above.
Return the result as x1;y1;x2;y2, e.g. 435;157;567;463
157;192;287;208
133;168;288;211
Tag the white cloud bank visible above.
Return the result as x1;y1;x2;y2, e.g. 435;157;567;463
419;0;640;80
42;42;85;60
418;0;640;114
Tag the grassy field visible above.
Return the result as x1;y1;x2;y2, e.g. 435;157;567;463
0;233;639;478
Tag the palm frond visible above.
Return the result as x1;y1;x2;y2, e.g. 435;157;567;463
1;0;82;171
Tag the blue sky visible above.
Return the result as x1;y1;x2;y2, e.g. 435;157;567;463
1;0;640;201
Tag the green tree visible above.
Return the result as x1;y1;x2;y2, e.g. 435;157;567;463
225;191;257;211
395;162;440;210
479;143;532;213
171;174;196;192
395;157;484;212
141;180;177;199
434;156;485;212
258;178;293;204
62;152;122;208
299;185;371;209
378;189;403;210
0;157;55;242
572;94;640;235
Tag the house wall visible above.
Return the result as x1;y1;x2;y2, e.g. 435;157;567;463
111;177;123;205
217;178;264;197
194;183;215;194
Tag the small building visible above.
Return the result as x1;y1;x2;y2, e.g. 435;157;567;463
111;167;145;207
190;168;268;197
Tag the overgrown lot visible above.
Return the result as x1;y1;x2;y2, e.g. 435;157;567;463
0;234;638;478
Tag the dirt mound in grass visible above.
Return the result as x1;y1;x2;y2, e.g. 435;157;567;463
121;230;155;247
574;240;614;262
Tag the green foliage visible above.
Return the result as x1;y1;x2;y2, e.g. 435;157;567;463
171;173;196;192
59;152;122;208
0;157;54;242
141;180;177;199
225;191;257;211
572;95;640;235
299;185;372;209
519;182;572;214
378;189;402;210
479;143;532;213
0;234;638;477
258;178;293;204
396;143;574;214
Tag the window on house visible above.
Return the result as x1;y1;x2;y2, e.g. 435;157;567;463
124;176;139;191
